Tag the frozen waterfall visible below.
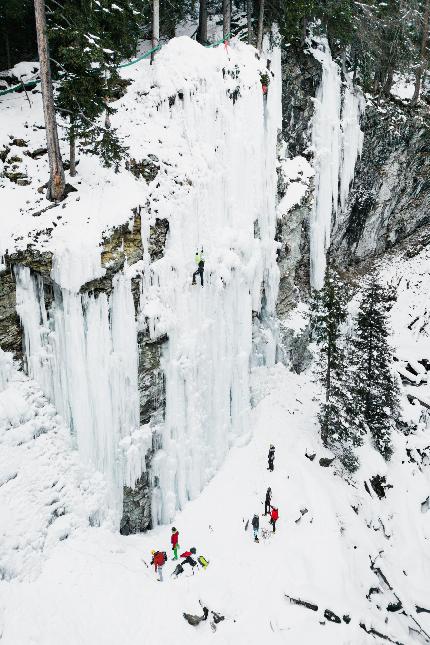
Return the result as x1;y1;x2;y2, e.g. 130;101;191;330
310;38;364;290
13;37;282;528
15;266;145;525
138;38;282;525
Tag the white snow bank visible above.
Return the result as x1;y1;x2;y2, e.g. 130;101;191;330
0;362;104;581
0;364;428;644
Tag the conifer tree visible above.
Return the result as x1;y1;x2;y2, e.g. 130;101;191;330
34;0;66;201
350;279;399;460
311;265;364;471
50;0;145;170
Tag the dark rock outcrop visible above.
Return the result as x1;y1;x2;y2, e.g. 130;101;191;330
1;208;169;534
332;99;430;263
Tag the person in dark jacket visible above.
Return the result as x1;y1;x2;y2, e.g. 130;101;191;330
192;250;205;286
251;514;260;542
268;445;275;471
264;487;272;515
171;527;180;560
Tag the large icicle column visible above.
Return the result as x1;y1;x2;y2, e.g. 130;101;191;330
134;38;282;525
310;38;364;290
14;266;147;526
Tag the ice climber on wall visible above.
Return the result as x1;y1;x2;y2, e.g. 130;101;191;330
192;249;205;286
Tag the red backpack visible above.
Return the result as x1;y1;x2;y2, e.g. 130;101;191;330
271;508;279;521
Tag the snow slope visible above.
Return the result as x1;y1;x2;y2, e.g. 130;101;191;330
0;362;429;644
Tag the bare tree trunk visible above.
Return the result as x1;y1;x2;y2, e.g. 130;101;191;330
256;0;265;53
151;0;160;65
69;128;76;177
412;0;430;105
223;0;231;40
197;0;208;44
247;0;253;45
33;0;65;202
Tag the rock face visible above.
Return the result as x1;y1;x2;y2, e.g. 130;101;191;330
332;100;430;262
0;267;21;357
276;46;320;313
281;46;321;159
0;211;169;534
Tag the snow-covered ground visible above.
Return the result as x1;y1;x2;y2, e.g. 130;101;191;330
1;27;429;645
0;360;429;644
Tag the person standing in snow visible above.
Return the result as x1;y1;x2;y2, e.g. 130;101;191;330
270;507;279;533
171;527;180;560
151;549;166;581
267;445;275;471
251;514;260;542
264;487;272;515
192;249;205;286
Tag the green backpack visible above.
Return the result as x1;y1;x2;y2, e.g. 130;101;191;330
198;555;209;568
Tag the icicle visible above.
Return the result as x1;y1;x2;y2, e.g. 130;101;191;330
310;38;364;290
340;78;365;211
0;348;13;392
14;265;140;527
309;38;342;290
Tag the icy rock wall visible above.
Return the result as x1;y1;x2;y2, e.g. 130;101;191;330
14;265;148;525
136;38;282;525
310;38;364;289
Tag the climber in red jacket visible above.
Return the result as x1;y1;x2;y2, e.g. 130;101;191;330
151;550;166;581
171;527;180;560
270;507;279;533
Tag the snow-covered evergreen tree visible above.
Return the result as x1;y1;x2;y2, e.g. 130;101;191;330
350;278;399;460
50;0;146;170
311;265;364;471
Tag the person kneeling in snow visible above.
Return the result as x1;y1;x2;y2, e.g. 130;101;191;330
181;547;198;572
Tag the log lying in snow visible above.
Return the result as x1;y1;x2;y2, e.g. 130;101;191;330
406;392;430;411
319;457;336;467
285;594;318;611
396;364;421;384
295;508;309;524
324;609;341;623
359;622;405;644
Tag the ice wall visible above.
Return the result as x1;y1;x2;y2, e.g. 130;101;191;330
14;266;147;525
136;38;282;525
310;38;364;289
13;37;282;528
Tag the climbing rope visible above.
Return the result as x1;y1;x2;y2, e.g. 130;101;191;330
0;31;237;97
